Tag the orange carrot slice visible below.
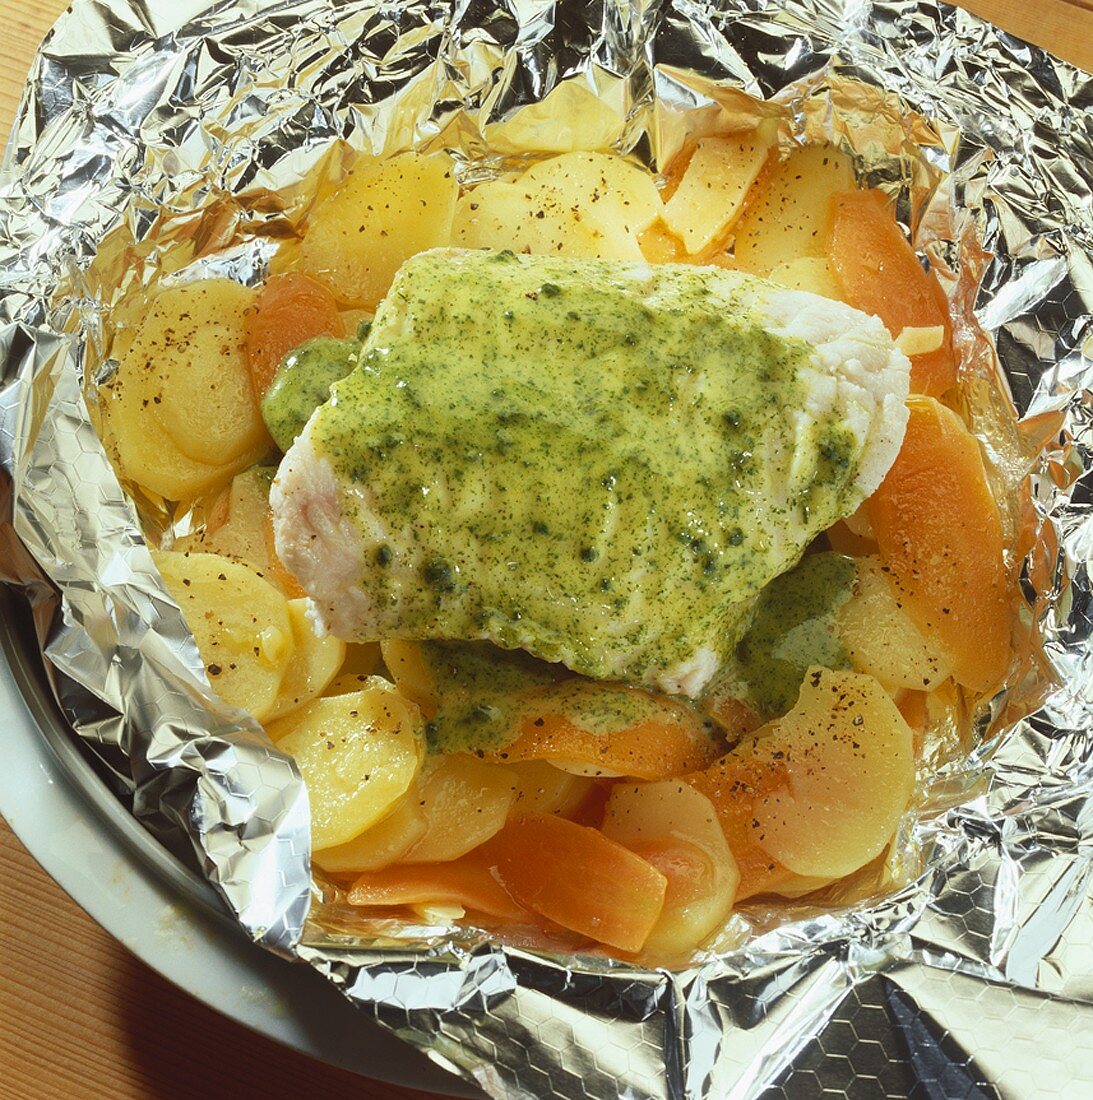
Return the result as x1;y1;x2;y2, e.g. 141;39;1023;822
827;189;956;398
244;272;345;400
867;396;1011;693
684;751;797;900
488;814;667;952
346;851;529;922
484;679;721;780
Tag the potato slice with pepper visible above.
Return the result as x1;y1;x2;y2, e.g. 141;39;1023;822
269;681;424;851
290;151;459;310
265;600;346;722
106;280;271;501
732;145;854;276
866;397;1011;693
837;556;953;691
313;794;427;874
175;466;303;598
153;549;293;722
687;668;915;891
662;128;775;254
453;152;660;261
399;754;517;864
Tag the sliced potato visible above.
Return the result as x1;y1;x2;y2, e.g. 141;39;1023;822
292;151;459;310
324;641;382;696
662;128;775;254
400;754;517;864
265;600;346;722
838;556;953;691
453;178;633;260
687;668;916;895
312;794;427;874
732;144;854;276
379;638;437;717
751;668;916;878
153;549;293;722
107;280;270;501
270;681;424;850
505;760;595;819
175;467;304;598
453;152;660;262
767;256;844;300
176;467;269;566
603;781;738;958
520;152;662;239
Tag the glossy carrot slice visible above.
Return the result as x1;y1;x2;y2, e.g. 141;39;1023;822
684;751;798;900
488;814;667;952
485;679;721;780
827;189;956;398
244;272;345;400
346;850;530;922
867;396;1011;693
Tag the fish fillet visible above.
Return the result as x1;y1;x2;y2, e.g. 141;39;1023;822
272;248;909;696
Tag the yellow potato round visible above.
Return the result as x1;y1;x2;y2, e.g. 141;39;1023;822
324;642;383;697
265;600;346;722
505;760;594;819
767;256;844;300
153;549;293;722
520;152;662;240
452;178;620;259
312;794;428;874
838;557;953;691
603;781;739;958
400;754;516;864
379;639;437;717
107;280;270;501
176;466;269;566
453;152;660;262
732;144;854;276
662;128;775;255
752;668;916;879
270;681;424;851
294;151;459;309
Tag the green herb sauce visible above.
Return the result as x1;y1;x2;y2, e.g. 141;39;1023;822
729;551;857;716
261;336;360;452
415;640;558;753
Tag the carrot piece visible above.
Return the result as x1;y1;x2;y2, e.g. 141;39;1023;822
827;189;957;398
244;272;345;400
684;753;798;900
867;396;1011;693
488;814;667;952
346;850;529;922
485;680;720;780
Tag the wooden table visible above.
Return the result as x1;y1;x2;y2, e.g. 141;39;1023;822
1;2;1088;1098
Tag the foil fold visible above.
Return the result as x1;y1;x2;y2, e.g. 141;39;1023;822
1;1;1091;1097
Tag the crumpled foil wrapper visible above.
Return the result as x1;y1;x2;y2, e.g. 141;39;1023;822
2;0;1091;1095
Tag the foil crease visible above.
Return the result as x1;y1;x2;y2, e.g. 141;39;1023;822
1;1;1091;1097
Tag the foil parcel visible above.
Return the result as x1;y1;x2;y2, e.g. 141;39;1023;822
1;1;1091;1096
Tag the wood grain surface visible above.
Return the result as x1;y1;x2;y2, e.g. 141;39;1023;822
0;2;1088;1099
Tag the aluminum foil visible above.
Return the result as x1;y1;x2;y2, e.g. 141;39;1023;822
1;0;1091;1096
